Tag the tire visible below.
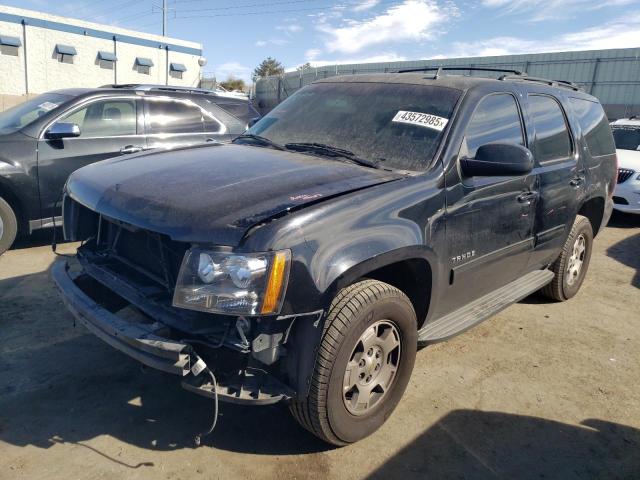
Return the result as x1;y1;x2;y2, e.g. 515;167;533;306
0;197;18;256
541;215;593;301
290;279;417;446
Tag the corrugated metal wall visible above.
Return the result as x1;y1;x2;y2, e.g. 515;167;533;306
255;48;640;119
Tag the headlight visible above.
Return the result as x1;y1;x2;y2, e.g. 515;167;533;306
173;248;291;316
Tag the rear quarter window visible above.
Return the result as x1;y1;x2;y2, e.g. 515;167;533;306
569;98;616;157
528;94;572;163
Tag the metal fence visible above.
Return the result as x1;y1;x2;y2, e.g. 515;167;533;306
255;48;640;119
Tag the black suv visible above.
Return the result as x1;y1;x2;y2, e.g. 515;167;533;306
0;84;259;254
53;69;616;446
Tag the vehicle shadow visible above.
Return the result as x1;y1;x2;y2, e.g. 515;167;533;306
0;265;330;459
366;410;640;479
606;232;640;288
607;210;640;229
9;227;66;251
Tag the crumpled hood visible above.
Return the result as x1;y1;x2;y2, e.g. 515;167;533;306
66;143;401;245
616;149;640;170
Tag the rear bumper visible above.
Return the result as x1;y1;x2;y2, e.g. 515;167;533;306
52;259;192;376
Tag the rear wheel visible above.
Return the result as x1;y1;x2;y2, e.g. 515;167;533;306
0;197;18;255
541;215;593;301
289;279;417;445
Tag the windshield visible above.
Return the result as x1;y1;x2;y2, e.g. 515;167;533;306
0;93;71;135
611;125;640;151
245;82;461;171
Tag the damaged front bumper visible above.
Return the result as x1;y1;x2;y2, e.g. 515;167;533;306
52;258;296;405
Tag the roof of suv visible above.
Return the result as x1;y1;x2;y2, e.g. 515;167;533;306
315;72;596;99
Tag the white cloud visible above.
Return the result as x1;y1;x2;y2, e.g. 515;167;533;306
353;0;381;11
481;0;639;22
439;14;640;58
317;0;454;54
440;13;640;58
255;40;267;47
303;52;408;68
215;62;253;83
305;48;322;61
277;23;303;33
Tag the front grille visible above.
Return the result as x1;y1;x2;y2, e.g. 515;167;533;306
94;216;189;291
617;168;635;184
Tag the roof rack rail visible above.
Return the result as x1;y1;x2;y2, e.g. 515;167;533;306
498;74;583;91
100;84;217;94
396;66;525;77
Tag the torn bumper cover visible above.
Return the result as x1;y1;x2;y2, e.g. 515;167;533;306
52;259;192;376
52;258;295;404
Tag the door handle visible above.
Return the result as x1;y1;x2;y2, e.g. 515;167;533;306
517;191;539;203
120;145;144;154
569;176;584;187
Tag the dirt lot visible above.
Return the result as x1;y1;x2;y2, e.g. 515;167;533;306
0;213;638;480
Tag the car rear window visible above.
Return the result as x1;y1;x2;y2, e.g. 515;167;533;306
569;97;616;156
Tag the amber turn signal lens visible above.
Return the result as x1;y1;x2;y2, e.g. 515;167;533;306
261;251;290;314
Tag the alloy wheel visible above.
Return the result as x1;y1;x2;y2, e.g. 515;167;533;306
566;234;586;286
342;320;401;416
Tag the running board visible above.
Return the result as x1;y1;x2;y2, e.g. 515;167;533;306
418;269;554;344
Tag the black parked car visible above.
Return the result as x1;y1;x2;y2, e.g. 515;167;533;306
53;69;616;445
0;84;260;254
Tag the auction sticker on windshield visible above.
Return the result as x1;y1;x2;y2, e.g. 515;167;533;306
392;111;449;132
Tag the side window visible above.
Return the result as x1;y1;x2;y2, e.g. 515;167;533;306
60;99;137;137
145;99;206;134
461;93;524;159
569;98;615;156
528;95;572;162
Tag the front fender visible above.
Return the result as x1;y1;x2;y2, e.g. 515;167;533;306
242;171;447;316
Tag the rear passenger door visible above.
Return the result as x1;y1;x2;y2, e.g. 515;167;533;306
525;94;584;268
143;97;227;150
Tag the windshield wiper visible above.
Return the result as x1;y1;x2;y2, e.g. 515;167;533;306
233;134;287;151
284;142;382;169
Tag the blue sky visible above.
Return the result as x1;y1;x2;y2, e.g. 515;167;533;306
7;0;640;82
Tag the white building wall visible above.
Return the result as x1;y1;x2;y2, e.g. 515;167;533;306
0;20;25;95
0;5;203;98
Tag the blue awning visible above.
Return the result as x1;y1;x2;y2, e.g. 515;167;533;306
0;35;21;47
170;62;187;72
55;44;77;55
97;51;117;61
135;57;154;67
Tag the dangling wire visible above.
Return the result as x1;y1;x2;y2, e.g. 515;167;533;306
194;367;219;447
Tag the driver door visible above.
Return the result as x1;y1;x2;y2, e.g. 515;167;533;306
438;92;538;314
37;98;145;220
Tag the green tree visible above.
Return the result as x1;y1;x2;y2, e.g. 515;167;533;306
297;62;312;72
253;57;285;78
219;76;246;92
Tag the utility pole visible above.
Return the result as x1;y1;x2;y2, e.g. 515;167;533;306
162;0;167;36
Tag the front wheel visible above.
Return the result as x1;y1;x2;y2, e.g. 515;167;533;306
541;215;593;301
289;280;417;446
0;197;18;256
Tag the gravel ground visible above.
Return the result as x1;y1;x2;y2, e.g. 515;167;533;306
0;212;638;480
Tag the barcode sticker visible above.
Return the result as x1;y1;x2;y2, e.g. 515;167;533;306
392;111;449;131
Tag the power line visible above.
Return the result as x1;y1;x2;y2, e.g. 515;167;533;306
173;0;400;18
177;0;326;13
